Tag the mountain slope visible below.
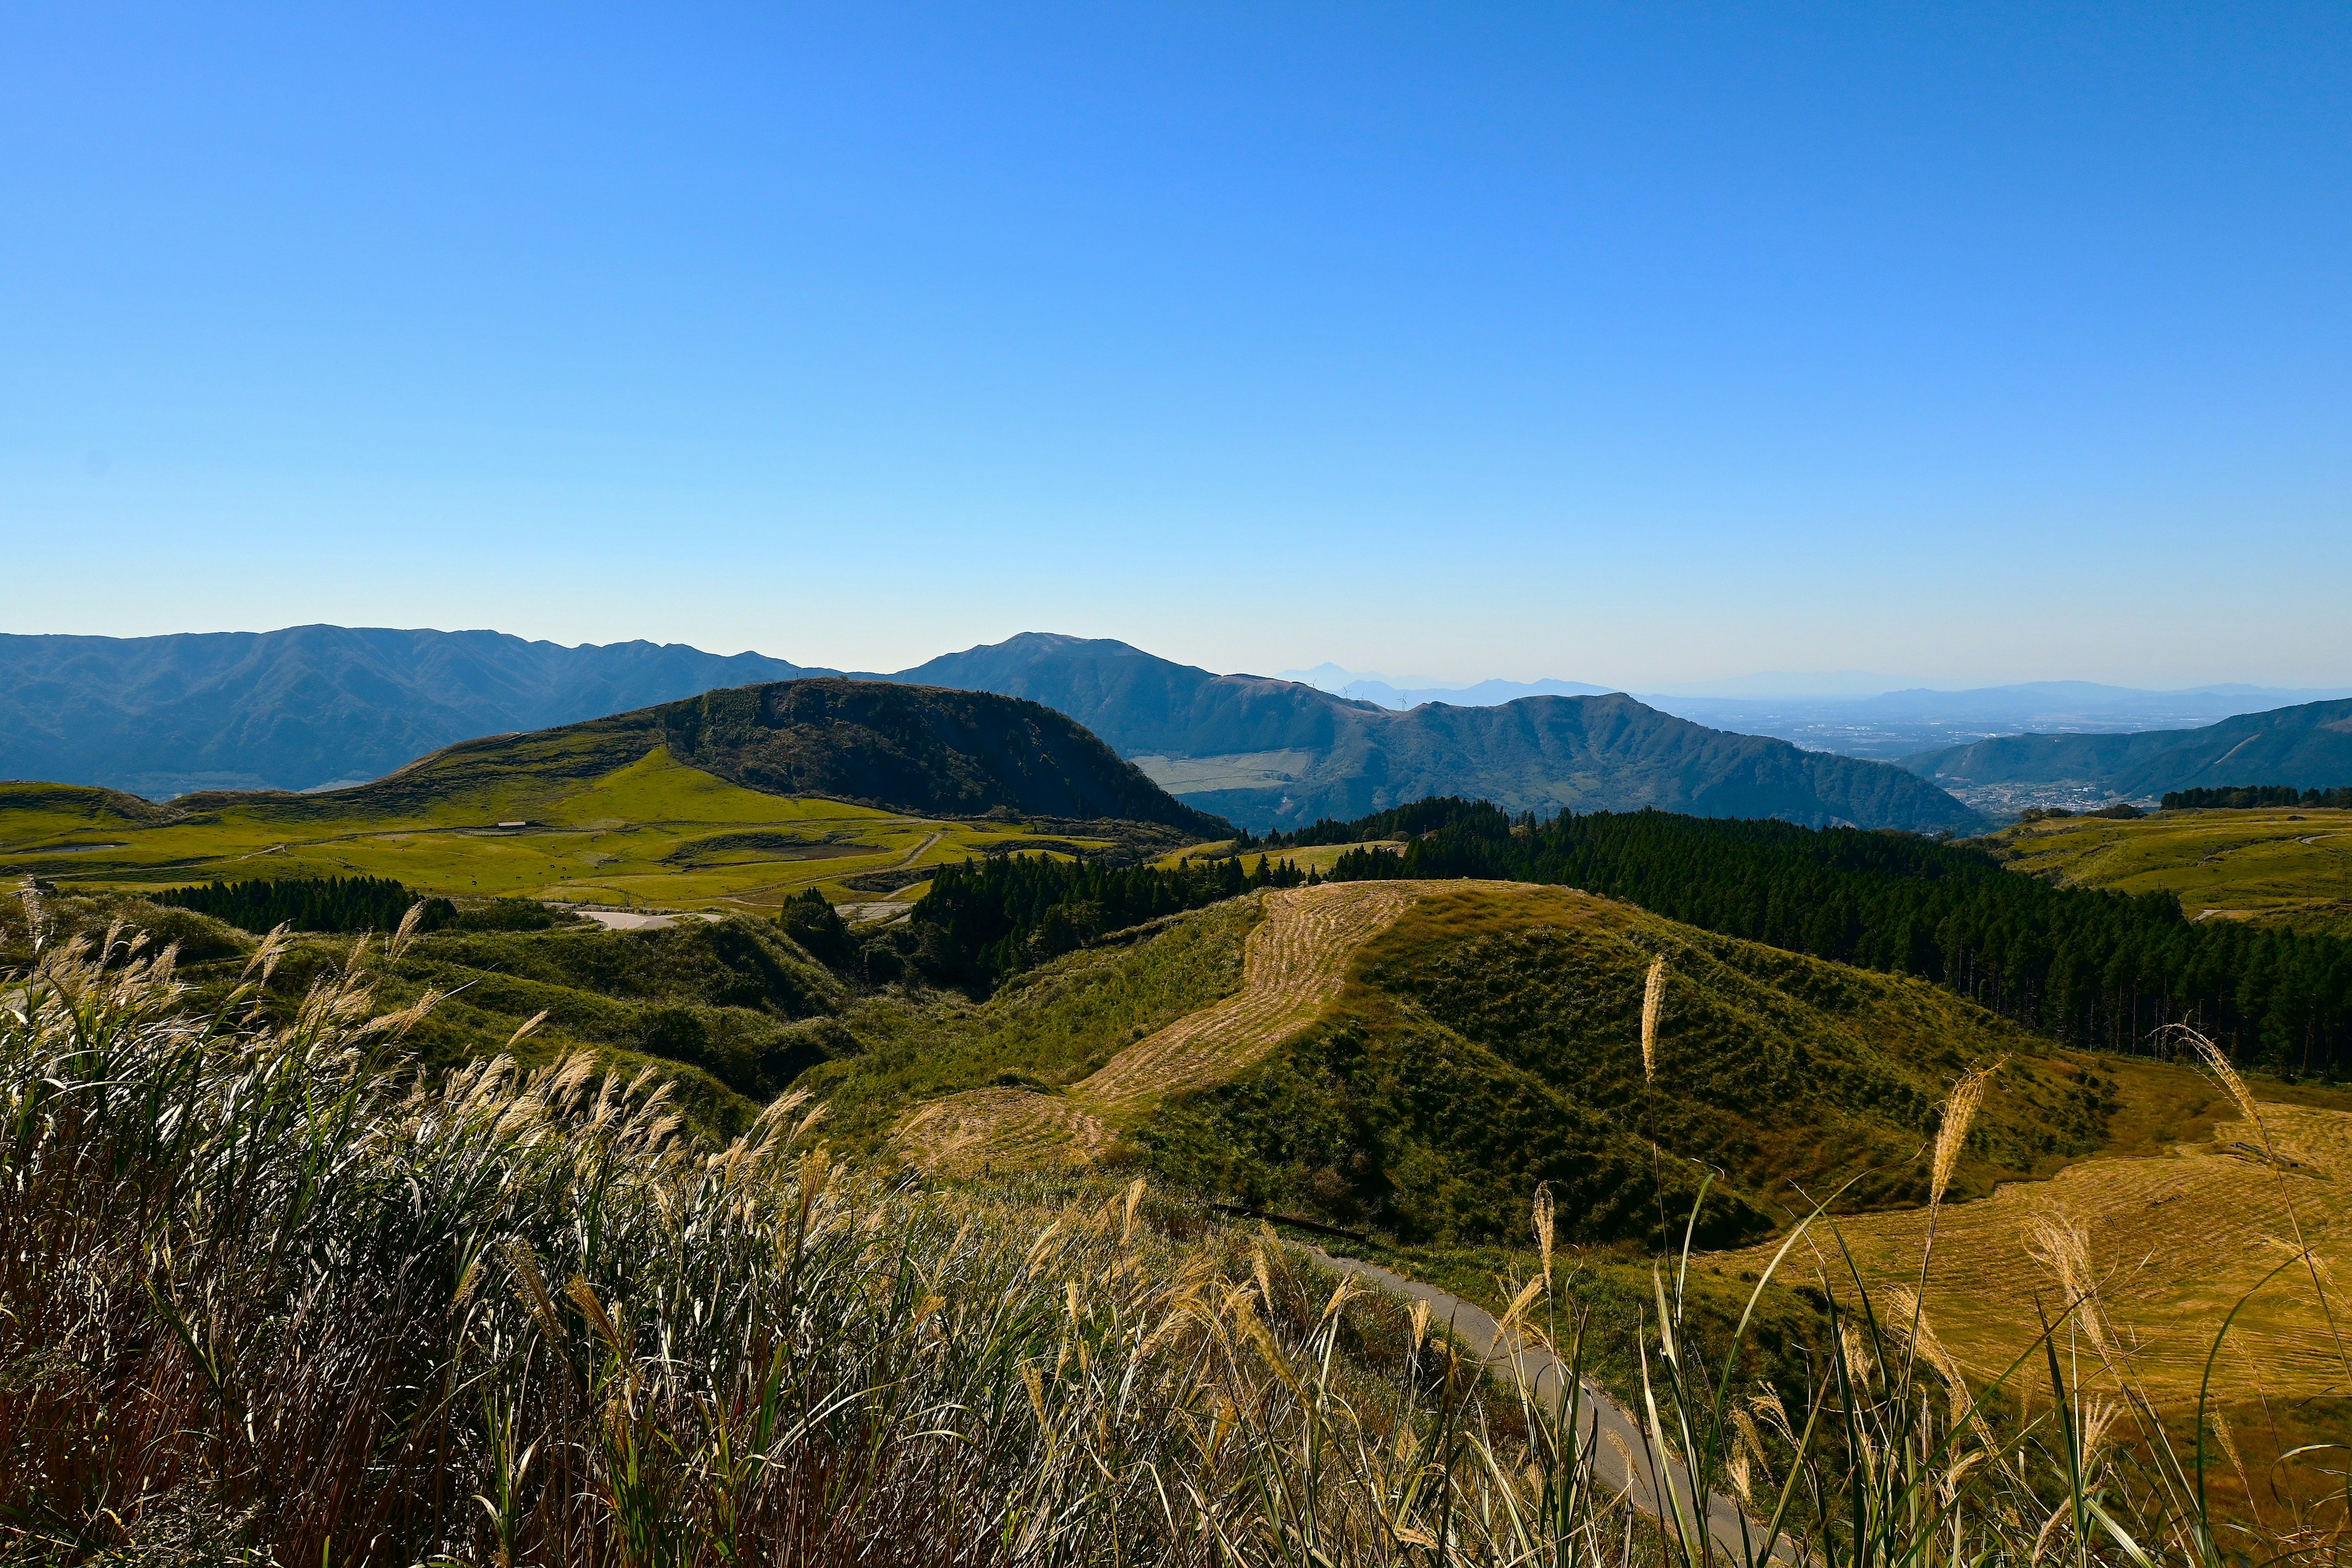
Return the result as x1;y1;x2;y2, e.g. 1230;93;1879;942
899;634;1984;832
0;625;823;797
317;678;1227;832
1907;698;2352;799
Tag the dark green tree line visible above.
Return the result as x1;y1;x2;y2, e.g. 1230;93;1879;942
2162;785;2352;810
913;853;1313;989
155;876;455;935
1315;799;2351;1074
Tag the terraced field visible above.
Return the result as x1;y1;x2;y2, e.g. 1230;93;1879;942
892;881;1423;1173
1992;806;2352;937
0;749;1099;916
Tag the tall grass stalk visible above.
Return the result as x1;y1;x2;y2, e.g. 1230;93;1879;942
2;902;2343;1564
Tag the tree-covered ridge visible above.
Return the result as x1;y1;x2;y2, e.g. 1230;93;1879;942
1308;799;2352;1073
2162;785;2352;810
912;852;1313;988
155;875;456;935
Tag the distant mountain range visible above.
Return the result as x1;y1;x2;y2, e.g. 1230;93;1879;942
1284;664;2352;759
0;625;1987;834
1904;698;2352;809
0;627;823;799
892;634;1982;833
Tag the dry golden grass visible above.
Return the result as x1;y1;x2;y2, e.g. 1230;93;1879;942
1714;1099;2352;1404
891;1087;1116;1177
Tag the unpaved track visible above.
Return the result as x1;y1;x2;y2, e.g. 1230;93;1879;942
892;882;1421;1172
1305;1246;1776;1560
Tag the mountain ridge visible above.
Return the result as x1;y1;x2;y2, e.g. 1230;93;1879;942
897;634;1985;833
1905;698;2352;800
4;625;1981;834
0;625;827;797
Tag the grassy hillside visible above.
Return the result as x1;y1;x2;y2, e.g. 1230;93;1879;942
0;888;853;1137
1907;696;2352;802
1988;805;2352;937
26;929;2329;1563
1138;884;2109;1246
836;880;2117;1251
899;633;1985;833
0;750;1091;913
0;676;1225;912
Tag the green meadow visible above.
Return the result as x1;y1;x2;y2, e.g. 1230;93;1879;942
1992;804;2352;936
0;746;1102;913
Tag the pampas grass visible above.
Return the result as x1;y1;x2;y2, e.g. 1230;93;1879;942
3;904;2345;1566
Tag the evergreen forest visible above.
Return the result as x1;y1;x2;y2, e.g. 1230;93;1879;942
1291;798;2351;1073
156;875;458;935
2160;785;2352;810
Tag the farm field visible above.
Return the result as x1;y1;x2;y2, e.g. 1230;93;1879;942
0;747;1102;915
1992;806;2352;937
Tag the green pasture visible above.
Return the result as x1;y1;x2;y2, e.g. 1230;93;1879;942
1992;805;2352;935
0;747;1103;913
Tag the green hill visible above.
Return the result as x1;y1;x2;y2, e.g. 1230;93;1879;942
810;878;2116;1250
1132;883;2110;1246
1987;805;2352;938
0;680;1221;912
899;633;1985;833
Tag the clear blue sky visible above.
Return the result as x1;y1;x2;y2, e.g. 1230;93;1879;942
6;4;2348;688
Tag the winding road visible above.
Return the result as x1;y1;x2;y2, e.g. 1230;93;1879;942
1305;1246;1781;1561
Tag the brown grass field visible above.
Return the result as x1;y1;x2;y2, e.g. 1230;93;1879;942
1712;1068;2352;1407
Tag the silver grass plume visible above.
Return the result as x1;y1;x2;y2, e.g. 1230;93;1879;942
1640;956;1667;1082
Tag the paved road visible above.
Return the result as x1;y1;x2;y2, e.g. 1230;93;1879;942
1305;1246;1780;1561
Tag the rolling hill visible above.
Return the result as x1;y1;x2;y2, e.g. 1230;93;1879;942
0;679;1223;911
0;625;823;797
1906;697;2352;803
897;633;1986;832
839;879;2119;1248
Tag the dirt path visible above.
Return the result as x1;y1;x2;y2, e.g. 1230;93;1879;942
892;882;1422;1174
1304;1246;1776;1559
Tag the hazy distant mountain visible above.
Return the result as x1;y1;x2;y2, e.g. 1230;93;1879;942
1275;664;1613;709
1645;681;2352;761
1338;677;1615;710
896;633;1983;832
0;626;823;797
1905;698;2352;806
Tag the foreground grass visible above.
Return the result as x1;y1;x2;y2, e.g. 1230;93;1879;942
7;897;2349;1564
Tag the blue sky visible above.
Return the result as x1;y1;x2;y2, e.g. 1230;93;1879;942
5;4;2348;688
